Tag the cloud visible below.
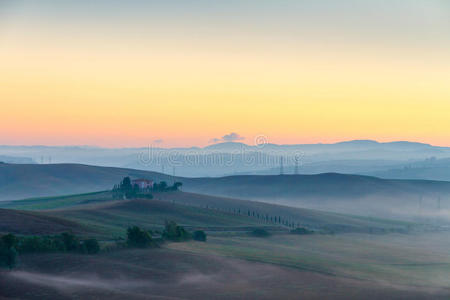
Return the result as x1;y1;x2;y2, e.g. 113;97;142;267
153;139;163;144
222;132;245;142
209;132;245;144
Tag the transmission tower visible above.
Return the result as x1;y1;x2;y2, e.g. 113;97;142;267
294;159;299;175
279;156;284;175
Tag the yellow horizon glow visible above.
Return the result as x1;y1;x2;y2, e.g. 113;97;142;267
1;29;450;147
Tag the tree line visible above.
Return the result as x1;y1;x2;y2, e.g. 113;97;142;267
0;232;100;269
1;220;206;270
125;221;206;248
112;177;182;200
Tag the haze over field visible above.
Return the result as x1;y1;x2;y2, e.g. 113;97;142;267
1;1;450;299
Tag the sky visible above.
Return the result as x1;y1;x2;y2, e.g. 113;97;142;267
0;0;449;147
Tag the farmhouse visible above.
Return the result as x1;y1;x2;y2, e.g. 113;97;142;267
132;178;154;189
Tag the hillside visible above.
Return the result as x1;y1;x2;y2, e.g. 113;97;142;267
0;163;172;201
0;208;88;235
184;173;450;218
2;163;450;219
1;191;412;235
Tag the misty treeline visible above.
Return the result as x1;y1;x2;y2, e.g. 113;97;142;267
125;221;206;248
112;176;182;200
0;232;100;269
0;221;208;270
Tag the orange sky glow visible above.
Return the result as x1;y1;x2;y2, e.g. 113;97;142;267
1;1;449;147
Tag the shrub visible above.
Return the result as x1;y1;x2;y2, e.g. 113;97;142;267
19;236;56;253
126;226;154;248
1;234;18;249
162;221;191;242
4;247;18;270
61;232;80;252
193;230;207;242
82;239;100;254
0;234;18;269
250;228;270;237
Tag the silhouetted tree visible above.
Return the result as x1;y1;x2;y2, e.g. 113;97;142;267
61;232;79;252
126;226;154;248
193;230;207;242
82;239;100;254
162;221;191;241
172;182;183;190
0;234;18;269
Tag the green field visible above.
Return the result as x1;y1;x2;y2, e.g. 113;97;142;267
0;191;112;210
168;232;450;290
1;190;449;299
0;191;418;238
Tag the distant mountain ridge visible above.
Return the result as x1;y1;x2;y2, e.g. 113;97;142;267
0;155;35;164
1;139;449;178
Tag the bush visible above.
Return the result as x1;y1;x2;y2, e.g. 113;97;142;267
193;230;207;242
1;234;18;249
0;234;18;269
250;228;270;238
61;232;80;252
81;239;100;254
162;221;191;242
18;236;60;253
126;226;154;248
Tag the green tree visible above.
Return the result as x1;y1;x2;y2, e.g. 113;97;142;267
163;221;191;241
1;234;17;249
61;232;79;252
172;182;183;190
121;176;132;191
126;226;153;248
82;239;100;254
5;247;17;270
193;230;207;242
0;234;18;269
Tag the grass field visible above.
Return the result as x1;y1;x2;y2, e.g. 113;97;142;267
1;190;449;299
0;191;417;238
0;191;112;210
168;232;450;291
1;243;449;300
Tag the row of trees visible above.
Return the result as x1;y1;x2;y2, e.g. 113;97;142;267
195;204;311;230
125;221;206;248
0;232;100;270
1;221;205;269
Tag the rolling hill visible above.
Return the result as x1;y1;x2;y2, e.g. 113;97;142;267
1;191;413;236
0;208;88;235
184;174;450;218
2;163;450;219
0;163;172;201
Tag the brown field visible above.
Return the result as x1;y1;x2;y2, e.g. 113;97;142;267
0;208;88;235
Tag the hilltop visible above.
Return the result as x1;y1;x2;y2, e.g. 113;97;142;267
2;163;450;219
0;163;171;201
